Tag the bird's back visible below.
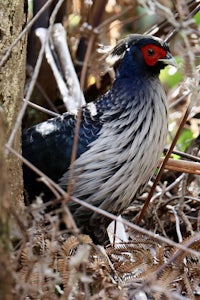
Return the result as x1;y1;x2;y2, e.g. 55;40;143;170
22;107;103;199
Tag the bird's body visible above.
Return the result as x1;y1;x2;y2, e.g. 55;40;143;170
23;34;176;243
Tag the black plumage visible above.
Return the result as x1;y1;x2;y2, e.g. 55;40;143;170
23;34;176;243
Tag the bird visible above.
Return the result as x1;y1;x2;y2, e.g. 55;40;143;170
22;34;177;243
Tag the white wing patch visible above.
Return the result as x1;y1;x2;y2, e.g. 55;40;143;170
36;122;56;136
87;102;98;117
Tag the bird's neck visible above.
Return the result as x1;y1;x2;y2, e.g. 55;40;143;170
93;74;163;123
116;65;160;80
111;74;161;104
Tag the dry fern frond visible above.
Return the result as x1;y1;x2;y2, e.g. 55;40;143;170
18;240;60;299
61;234;93;256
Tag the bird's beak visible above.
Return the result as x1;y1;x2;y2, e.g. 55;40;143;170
159;52;177;68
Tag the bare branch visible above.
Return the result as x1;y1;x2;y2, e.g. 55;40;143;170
51;24;85;108
160;157;200;175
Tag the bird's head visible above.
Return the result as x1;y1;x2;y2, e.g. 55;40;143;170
106;34;177;78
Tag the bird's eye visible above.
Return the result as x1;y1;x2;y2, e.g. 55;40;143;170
147;48;155;56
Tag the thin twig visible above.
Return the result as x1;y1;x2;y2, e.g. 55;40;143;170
80;33;96;90
23;99;60;118
96;5;134;32
5;35;47;156
167;205;183;243
26;66;59;113
0;0;54;68
164;148;200;163
66;108;82;199
151;174;185;202
48;0;65;27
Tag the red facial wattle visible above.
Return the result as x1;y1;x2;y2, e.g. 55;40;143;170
141;44;167;66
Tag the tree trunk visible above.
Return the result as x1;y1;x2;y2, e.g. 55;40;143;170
0;1;27;299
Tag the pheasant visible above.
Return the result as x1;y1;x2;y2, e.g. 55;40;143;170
23;34;176;243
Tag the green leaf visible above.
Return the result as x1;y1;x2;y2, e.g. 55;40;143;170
176;128;193;152
160;57;183;88
194;11;200;25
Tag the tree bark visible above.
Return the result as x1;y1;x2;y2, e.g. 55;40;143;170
0;0;27;299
